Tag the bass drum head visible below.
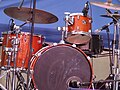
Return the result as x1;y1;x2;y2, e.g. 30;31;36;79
31;44;93;90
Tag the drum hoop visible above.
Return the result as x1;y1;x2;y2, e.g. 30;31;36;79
71;31;91;35
2;31;43;37
69;13;92;19
69;13;83;16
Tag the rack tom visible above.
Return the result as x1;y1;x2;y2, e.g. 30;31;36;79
65;13;92;45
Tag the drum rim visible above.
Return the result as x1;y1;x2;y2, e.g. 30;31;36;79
30;44;94;89
2;31;43;37
69;13;83;16
69;12;92;19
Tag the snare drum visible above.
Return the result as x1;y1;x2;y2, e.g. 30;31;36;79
1;32;44;69
65;13;92;45
30;44;93;90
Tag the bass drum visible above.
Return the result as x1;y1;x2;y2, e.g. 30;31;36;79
30;44;93;90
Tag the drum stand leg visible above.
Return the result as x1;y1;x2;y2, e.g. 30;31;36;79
112;21;120;90
5;51;12;90
112;22;120;90
0;69;9;90
15;69;34;90
105;11;120;90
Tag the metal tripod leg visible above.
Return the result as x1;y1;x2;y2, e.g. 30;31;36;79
111;22;120;90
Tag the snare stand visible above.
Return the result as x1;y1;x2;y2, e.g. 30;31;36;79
11;27;20;90
4;47;13;90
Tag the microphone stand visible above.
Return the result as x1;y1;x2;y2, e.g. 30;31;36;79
26;0;36;90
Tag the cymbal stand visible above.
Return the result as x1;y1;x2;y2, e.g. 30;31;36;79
106;9;120;90
113;21;120;90
107;11;120;90
27;0;36;90
11;28;20;90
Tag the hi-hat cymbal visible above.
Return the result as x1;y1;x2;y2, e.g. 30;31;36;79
90;1;120;10
101;14;120;19
4;7;58;24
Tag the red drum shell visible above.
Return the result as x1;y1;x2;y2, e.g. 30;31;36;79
1;32;44;69
68;13;91;32
66;13;92;45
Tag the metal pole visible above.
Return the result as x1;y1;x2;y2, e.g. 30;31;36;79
26;0;36;90
113;22;119;90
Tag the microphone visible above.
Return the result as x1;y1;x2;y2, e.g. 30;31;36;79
10;19;15;31
95;22;113;33
69;80;80;88
18;0;24;10
82;1;89;16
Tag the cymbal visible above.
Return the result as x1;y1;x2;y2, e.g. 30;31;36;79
101;14;120;19
90;1;120;10
4;7;58;24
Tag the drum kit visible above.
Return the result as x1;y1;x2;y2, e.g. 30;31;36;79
0;0;120;90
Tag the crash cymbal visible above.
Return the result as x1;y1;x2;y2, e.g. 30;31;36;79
4;7;58;24
101;14;120;19
90;1;120;10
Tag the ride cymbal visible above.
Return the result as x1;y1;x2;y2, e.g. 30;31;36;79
90;1;120;10
4;7;58;24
